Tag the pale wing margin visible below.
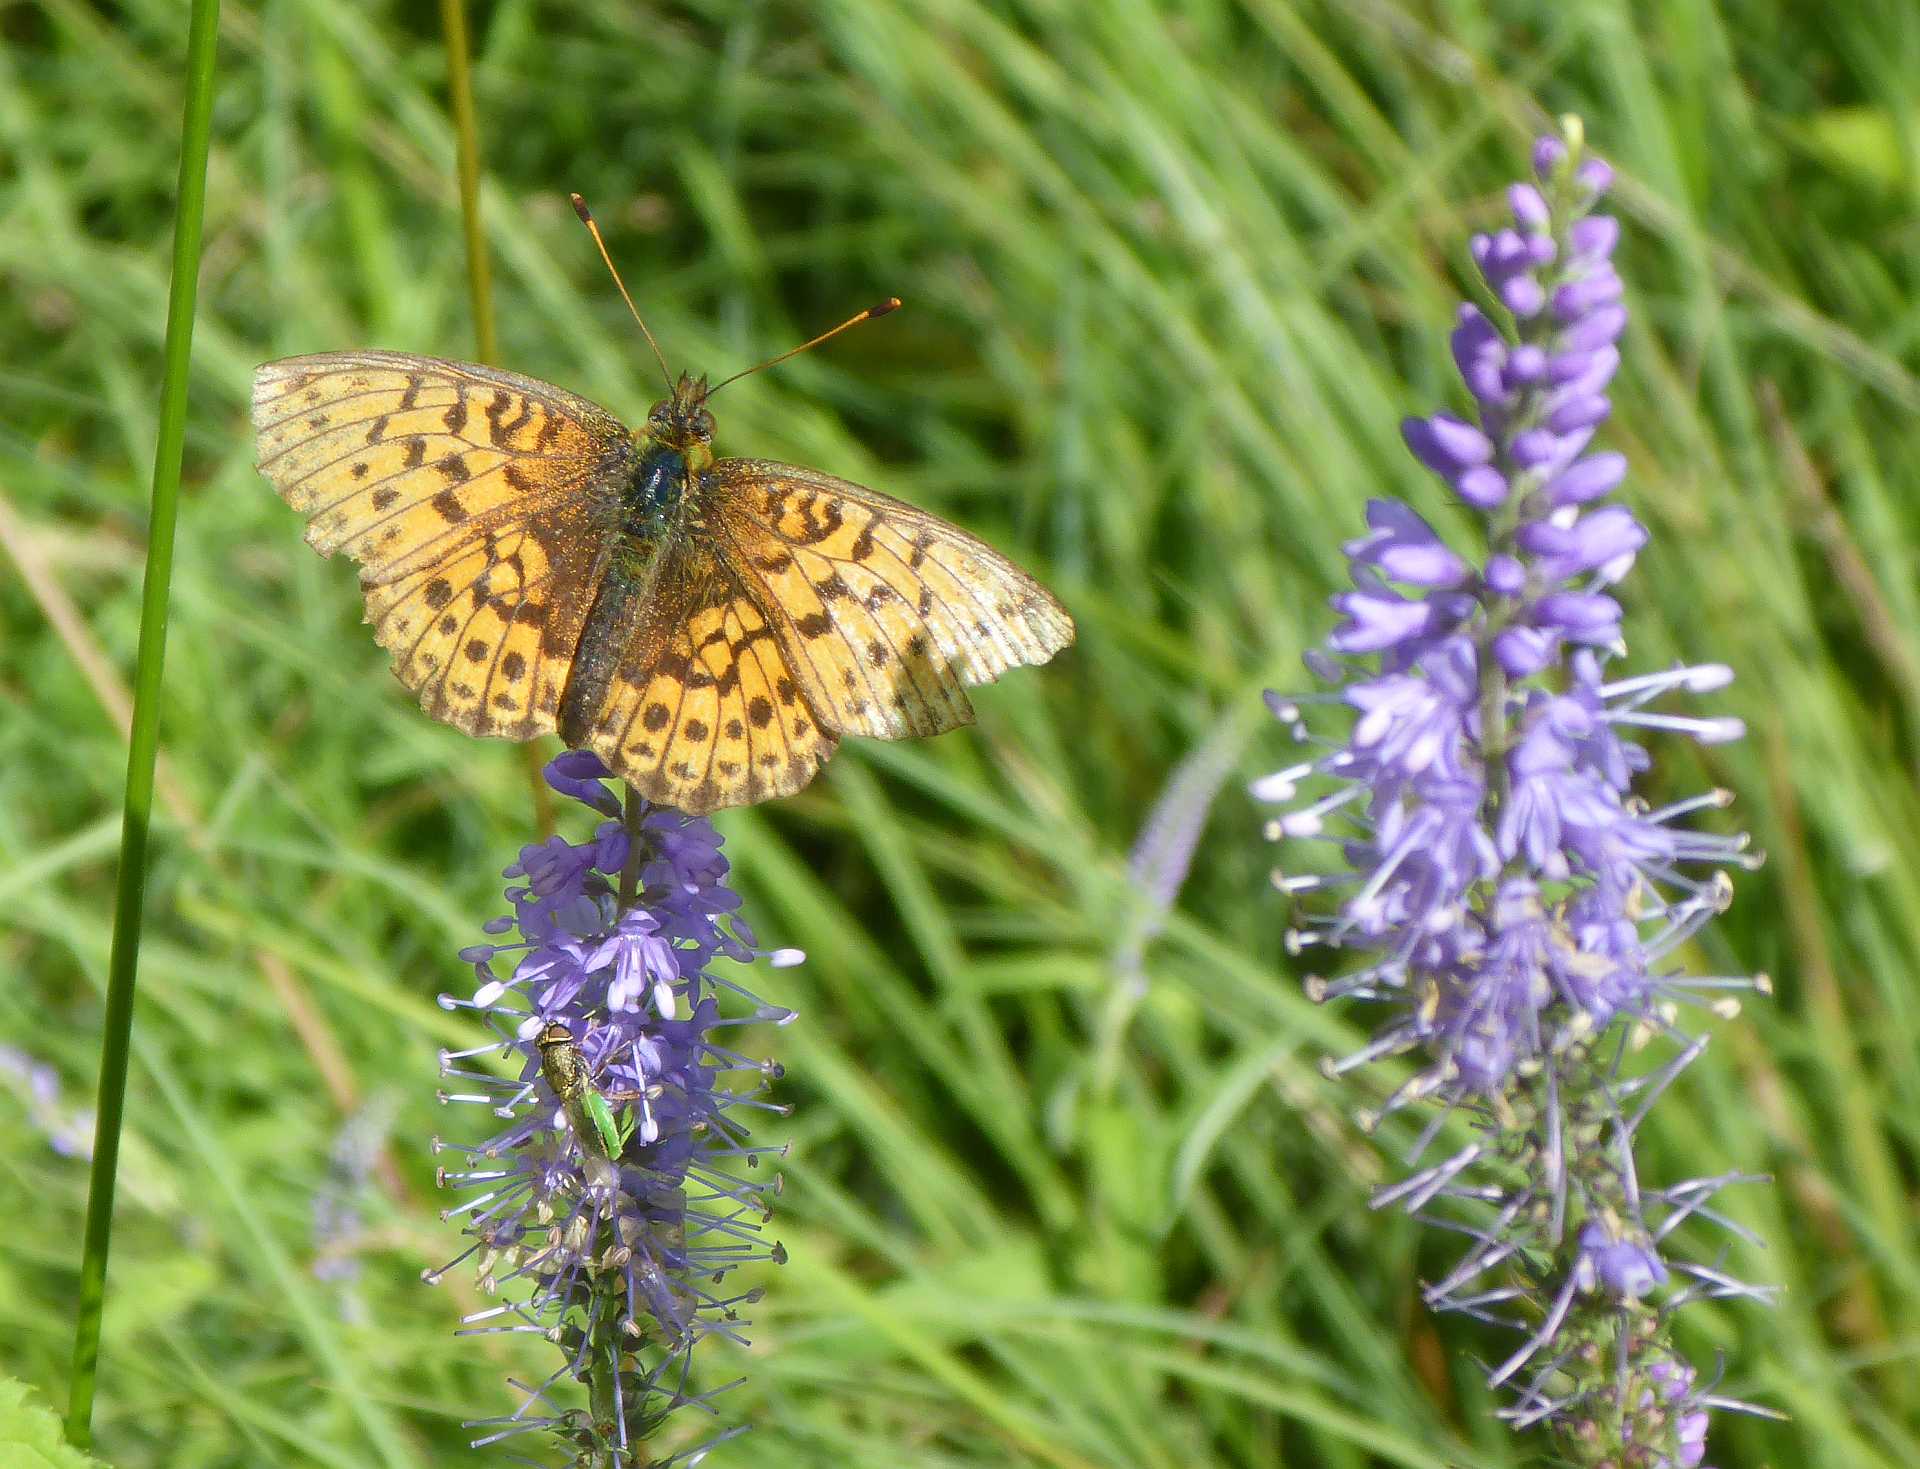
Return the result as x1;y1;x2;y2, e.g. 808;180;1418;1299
709;459;1074;742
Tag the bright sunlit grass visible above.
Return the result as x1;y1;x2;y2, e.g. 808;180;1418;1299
1;2;1915;1465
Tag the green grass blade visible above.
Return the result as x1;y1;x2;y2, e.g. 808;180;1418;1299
438;0;557;836
437;0;498;365
64;0;222;1446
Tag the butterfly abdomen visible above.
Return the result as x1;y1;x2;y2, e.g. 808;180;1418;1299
557;441;695;749
559;549;656;751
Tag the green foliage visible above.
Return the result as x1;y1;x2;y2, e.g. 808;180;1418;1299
65;0;222;1445
1;1;1914;1466
0;1376;108;1469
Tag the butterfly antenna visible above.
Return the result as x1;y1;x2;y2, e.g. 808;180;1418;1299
570;193;674;391
707;298;902;395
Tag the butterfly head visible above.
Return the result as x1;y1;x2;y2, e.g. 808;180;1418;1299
643;373;717;461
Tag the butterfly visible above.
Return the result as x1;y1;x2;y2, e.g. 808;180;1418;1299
250;285;1072;815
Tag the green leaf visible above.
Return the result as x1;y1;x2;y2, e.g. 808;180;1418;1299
0;1377;108;1469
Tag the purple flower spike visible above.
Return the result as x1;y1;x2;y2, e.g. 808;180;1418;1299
1258;124;1770;1466
433;754;800;1463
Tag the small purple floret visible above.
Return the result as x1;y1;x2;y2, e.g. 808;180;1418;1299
1508;183;1550;230
1454;465;1511;508
1547;451;1629;506
1346;500;1471;588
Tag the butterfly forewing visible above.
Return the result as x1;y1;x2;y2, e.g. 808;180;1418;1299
360;501;609;741
252;351;629;740
707;459;1075;741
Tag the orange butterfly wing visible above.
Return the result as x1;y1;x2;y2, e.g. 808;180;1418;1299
255;356;1075;813
566;460;1072;813
706;459;1075;740
568;537;837;814
251;352;628;740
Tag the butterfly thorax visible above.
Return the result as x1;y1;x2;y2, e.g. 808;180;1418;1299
623;443;695;538
621;374;715;535
559;378;721;746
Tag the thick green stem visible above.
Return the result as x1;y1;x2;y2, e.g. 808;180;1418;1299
67;0;222;1445
619;784;647;909
586;1314;624;1468
436;0;561;839
438;0;497;364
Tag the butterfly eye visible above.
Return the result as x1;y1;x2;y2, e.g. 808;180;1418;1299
694;410;715;440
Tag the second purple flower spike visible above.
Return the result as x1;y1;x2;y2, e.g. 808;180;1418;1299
1261;120;1777;1466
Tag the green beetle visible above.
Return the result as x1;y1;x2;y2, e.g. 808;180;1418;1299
536;1021;640;1165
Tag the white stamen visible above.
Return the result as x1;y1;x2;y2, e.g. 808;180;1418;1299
1249;762;1314;801
1605;709;1746;744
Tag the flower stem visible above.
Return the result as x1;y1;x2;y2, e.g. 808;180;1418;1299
67;0;222;1445
438;0;497;365
619;784;646;909
1478;625;1513;815
435;0;558;840
586;1307;626;1468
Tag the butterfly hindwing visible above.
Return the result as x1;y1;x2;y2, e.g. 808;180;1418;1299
361;501;608;741
252;351;630;739
707;459;1075;741
574;537;837;814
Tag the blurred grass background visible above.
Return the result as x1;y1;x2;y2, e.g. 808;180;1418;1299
2;0;1916;1465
